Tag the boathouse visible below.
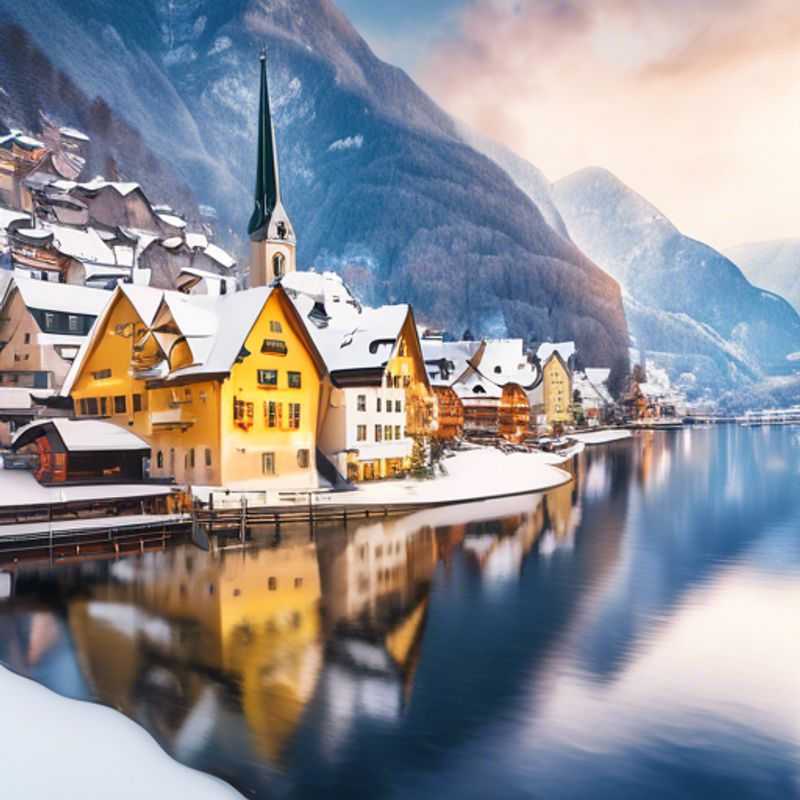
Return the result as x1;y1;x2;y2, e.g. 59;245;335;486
11;417;150;484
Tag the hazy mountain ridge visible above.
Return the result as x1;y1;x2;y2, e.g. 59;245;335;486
725;238;800;315
0;0;631;382
553;167;800;389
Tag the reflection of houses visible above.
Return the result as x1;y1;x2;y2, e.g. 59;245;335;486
67;539;322;765
64;283;329;488
285;270;434;481
315;518;437;712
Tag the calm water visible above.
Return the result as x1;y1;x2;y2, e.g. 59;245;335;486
2;427;799;799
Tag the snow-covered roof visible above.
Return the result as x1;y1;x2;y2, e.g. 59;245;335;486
1;130;45;150
157;213;186;229
283;270;362;327
0;386;53;409
202;241;235;269
291;298;410;377
421;339;482;386
0;206;29;230
476;339;538;387
45;223;116;264
537;341;576;364
59;126;90;143
13;418;149;452
12;275;110;316
584;367;610;386
76;176;141;197
185;232;209;251
16;227;51;240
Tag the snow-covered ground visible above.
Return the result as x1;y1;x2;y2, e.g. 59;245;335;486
0;665;242;799
0;470;175;508
569;430;632;445
196;447;572;509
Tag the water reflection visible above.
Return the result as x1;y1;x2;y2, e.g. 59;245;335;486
2;428;799;799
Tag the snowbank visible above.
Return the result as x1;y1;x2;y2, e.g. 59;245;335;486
1;665;242;799
569;430;632;445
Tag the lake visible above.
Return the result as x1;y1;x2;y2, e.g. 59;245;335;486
1;426;798;799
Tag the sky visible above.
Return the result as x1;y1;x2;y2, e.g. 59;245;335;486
337;0;800;251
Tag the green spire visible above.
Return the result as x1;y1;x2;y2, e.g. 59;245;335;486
248;49;279;241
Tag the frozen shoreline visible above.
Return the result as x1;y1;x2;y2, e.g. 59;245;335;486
0;665;242;799
569;430;632;445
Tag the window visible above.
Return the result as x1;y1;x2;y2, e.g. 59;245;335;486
156;451;163;468
288;371;301;389
258;369;278;386
357;394;366;412
268;576;277;590
67;315;79;332
266;400;282;428
357;425;367;441
272;253;285;278
80;397;99;416
396;399;402;413
269;320;283;333
262;452;276;475
395;425;401;440
44;312;55;330
205;448;212;467
375;425;382;442
288;403;301;429
234;397;254;429
114;395;126;414
133;394;143;413
99;397;108;416
403;376;410;388
297;449;309;468
92;369;111;380
188;448;195;468
261;338;287;355
169;449;175;473
294;577;304;589
23;333;30;344
385;425;393;441
376;397;382;412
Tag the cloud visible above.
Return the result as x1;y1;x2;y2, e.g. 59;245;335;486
418;0;800;249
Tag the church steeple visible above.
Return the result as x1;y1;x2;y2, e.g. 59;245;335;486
248;49;296;287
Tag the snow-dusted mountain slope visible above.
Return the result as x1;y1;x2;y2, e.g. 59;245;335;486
0;1;629;381
725;239;800;315
553;167;800;378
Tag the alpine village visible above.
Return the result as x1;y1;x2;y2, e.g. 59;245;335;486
0;53;657;544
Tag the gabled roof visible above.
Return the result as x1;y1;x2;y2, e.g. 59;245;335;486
421;339;483;387
536;340;576;364
13;418;149;452
12;275;110;316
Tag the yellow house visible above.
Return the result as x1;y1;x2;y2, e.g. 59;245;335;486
542;351;572;427
65;282;330;489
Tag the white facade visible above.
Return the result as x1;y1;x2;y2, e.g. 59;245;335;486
320;384;412;477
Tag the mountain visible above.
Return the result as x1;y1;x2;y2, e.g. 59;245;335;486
0;0;630;384
553;167;800;389
725;239;800;315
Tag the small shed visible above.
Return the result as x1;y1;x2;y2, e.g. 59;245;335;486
12;418;150;484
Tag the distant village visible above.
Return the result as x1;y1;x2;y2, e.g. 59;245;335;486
0;55;683;494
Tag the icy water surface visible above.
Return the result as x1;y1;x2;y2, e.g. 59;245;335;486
1;426;799;799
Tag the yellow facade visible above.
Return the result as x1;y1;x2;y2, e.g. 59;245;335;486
72;287;328;489
543;353;572;426
70;293;153;439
